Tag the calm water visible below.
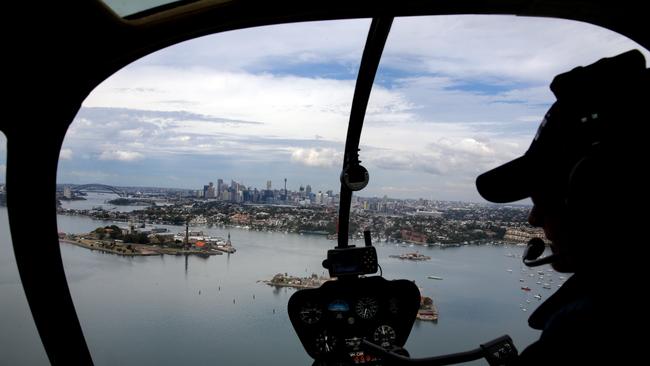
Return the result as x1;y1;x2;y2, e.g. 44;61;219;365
2;207;559;365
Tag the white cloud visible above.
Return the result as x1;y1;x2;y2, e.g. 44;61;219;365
84;69;358;143
63;170;117;182
99;150;144;162
434;137;495;157
59;148;73;160
137;19;370;71
291;148;342;168
119;128;145;138
382;16;649;83
168;135;191;142
61;16;646;200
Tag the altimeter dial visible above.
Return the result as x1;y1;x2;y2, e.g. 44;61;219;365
373;325;396;348
299;302;323;324
315;331;338;355
355;296;379;320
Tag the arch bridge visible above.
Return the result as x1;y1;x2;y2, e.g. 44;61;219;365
71;184;127;197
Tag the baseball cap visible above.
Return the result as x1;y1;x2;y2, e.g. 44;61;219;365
476;49;647;203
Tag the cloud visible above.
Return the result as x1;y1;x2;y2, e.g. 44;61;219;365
119;129;145;138
291;148;342;168
136;19;371;73
63;170;117;182
64;107;347;163
381;16;649;83
99;150;144;162
59;148;73;160
84;70;356;142
168;135;191;142
58;16;646;201
433;137;495;157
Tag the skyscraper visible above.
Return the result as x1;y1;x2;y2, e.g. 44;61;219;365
206;182;216;198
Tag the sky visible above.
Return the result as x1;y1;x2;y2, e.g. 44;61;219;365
4;15;646;202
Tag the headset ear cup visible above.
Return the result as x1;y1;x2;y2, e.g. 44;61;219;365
568;153;610;236
567;156;593;213
566;145;609;214
566;148;617;241
565;155;600;265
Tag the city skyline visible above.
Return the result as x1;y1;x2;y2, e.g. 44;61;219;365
3;16;647;202
53;180;534;207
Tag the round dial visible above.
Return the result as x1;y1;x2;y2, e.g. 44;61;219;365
355;297;379;320
387;297;400;314
299;302;322;324
315;331;338;355
373;325;397;348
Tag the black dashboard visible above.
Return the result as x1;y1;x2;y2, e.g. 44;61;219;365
288;276;420;364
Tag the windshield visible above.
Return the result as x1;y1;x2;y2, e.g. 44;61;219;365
7;15;640;366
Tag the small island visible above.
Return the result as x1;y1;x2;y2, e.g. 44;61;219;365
389;252;431;261
262;273;439;321
262;273;331;289
59;225;236;257
417;295;439;321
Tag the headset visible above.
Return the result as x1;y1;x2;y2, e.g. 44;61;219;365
523;56;648;268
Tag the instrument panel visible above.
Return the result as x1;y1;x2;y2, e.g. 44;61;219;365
288;276;420;363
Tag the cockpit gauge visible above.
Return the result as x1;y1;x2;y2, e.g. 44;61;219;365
355;296;379;320
387;297;400;314
315;330;339;355
288;276;421;360
299;302;323;324
373;325;397;348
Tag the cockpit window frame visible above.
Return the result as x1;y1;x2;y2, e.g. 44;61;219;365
4;1;649;365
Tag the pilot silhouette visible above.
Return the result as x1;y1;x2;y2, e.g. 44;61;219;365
476;49;647;364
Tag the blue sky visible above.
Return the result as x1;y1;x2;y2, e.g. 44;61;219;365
7;15;645;202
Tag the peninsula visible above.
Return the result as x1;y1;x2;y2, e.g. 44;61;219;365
59;225;236;257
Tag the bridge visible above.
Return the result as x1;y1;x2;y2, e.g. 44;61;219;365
71;184;127;197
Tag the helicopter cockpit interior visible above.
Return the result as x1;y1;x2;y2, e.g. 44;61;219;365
286;18;517;365
2;1;648;365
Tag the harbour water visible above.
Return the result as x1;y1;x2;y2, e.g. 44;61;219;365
58;192;152;212
1;206;559;365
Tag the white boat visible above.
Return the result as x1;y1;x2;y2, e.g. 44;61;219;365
427;275;443;280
